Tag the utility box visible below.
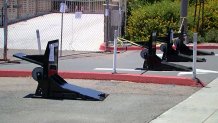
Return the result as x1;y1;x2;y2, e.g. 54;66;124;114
111;8;120;26
104;0;124;47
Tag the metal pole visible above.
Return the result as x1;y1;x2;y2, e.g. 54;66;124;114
36;29;42;54
60;0;66;56
3;0;8;60
118;0;122;36
104;0;110;51
124;0;127;35
112;30;118;74
180;0;188;35
60;12;63;56
192;33;197;80
170;29;174;43
1;7;3;26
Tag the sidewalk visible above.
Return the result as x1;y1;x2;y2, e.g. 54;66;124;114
150;77;218;123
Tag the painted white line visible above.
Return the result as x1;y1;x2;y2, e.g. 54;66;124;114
95;68;175;72
156;53;163;58
177;69;218;76
157;53;218;57
94;68;142;72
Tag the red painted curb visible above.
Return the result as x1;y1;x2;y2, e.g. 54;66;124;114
99;42;106;51
99;42;218;51
193;45;218;49
0;69;203;87
0;70;31;77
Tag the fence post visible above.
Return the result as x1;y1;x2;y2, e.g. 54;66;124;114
36;29;42;54
118;0;122;36
59;0;67;56
112;30;118;74
180;0;188;34
104;0;110;51
3;0;8;60
170;29;174;43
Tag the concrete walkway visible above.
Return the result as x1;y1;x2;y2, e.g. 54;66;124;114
150;77;218;123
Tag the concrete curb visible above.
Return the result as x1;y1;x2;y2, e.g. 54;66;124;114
0;69;203;87
99;42;218;51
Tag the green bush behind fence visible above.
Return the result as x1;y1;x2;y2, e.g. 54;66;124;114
126;0;218;43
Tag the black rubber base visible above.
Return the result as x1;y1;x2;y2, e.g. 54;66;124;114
142;55;192;71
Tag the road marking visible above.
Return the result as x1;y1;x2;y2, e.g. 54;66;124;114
178;69;218;76
141;53;218;58
95;68;218;76
156;54;163;58
94;68;142;72
95;68;174;72
158;54;218;57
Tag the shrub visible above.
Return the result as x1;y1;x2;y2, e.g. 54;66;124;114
126;0;218;43
206;29;218;43
188;0;218;32
126;0;180;42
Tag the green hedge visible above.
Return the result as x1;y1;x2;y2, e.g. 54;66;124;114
188;0;218;42
126;0;218;43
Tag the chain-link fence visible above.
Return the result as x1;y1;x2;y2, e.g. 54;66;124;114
52;0;105;14
0;0;52;25
0;0;106;60
5;12;104;50
0;0;127;61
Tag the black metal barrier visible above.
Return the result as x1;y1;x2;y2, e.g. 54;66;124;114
174;37;215;56
140;32;192;71
173;26;214;56
158;29;206;62
13;40;108;101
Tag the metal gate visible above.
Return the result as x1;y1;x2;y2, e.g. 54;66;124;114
52;0;105;14
0;0;51;26
0;0;52;60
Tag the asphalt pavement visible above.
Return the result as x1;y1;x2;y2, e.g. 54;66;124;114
0;48;218;122
1;12;218;123
1;49;218;85
0;77;199;123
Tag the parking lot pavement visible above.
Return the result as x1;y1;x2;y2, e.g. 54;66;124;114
0;77;199;123
1;49;218;85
